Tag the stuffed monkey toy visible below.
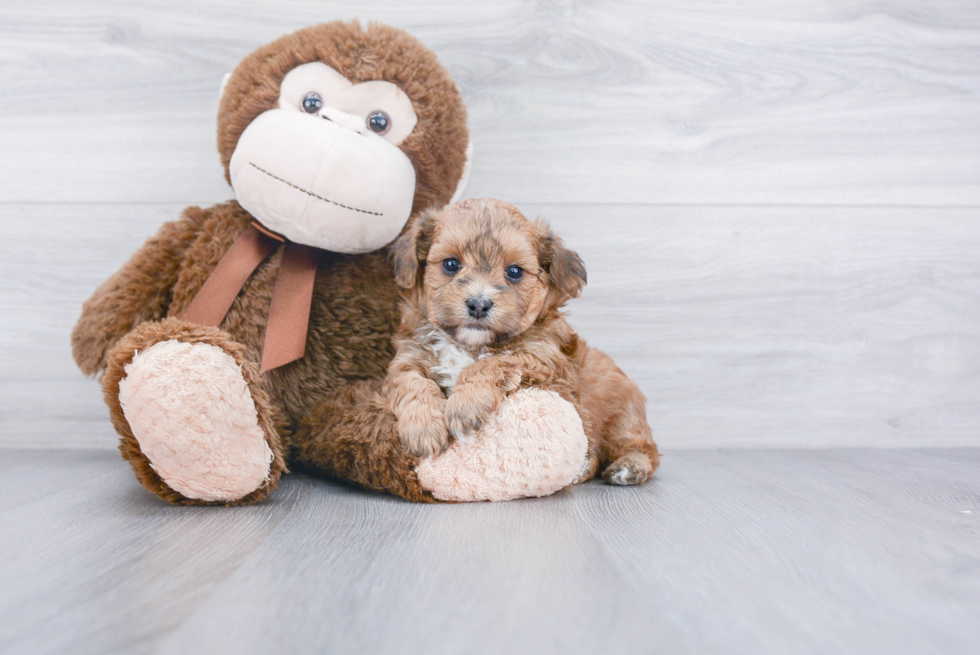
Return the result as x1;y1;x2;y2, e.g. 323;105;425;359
71;21;589;505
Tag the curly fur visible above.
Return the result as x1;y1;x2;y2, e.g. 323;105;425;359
386;199;660;483
71;23;653;505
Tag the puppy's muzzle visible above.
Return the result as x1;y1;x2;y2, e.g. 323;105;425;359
466;296;493;319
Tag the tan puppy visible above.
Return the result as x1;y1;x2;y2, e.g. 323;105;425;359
385;198;659;485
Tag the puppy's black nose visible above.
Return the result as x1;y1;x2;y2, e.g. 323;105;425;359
466;296;493;319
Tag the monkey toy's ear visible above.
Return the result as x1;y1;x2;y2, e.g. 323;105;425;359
535;219;587;307
391;208;440;289
218;72;232;103
448;139;473;205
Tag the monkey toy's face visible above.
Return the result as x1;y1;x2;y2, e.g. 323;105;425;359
230;62;418;253
216;22;471;255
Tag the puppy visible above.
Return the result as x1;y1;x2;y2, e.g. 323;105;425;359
384;198;659;486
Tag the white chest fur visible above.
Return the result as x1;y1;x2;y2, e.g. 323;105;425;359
418;328;487;394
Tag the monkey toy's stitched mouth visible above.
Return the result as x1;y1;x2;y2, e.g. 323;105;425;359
248;162;382;217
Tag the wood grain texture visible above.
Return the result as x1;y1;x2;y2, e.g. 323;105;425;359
3;203;978;449
0;0;978;204
0;448;977;654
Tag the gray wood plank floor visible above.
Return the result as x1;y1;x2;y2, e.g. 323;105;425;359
0;448;977;655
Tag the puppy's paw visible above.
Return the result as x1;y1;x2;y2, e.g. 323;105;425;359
573;453;599;485
397;402;450;459
602;452;654;486
445;383;503;441
499;365;523;393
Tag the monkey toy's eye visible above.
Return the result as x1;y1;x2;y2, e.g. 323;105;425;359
442;258;460;275
367;110;391;135
302;92;323;114
505;265;524;282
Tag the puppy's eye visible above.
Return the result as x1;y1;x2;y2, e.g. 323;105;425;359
302;92;323;114
505;265;524;281
442;258;460;275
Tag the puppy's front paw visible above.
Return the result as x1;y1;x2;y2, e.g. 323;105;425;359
397;402;450;459
445;383;503;441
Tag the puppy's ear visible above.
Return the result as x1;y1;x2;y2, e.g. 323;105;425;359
390;208;440;288
536;219;587;305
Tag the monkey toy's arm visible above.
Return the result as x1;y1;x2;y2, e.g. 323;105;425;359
71;213;201;375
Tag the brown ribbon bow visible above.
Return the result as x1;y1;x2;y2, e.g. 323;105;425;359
183;222;320;372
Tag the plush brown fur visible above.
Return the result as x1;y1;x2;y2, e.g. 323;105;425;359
71;21;467;504
386;199;659;484
293;379;436;503
217;21;468;214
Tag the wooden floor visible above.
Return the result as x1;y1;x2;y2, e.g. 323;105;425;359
0;448;977;654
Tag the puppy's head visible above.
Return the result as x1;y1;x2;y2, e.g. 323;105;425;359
391;198;586;347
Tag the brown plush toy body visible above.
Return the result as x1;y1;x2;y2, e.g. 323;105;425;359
72;21;595;505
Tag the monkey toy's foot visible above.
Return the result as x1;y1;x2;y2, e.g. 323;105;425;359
103;319;286;505
415;388;589;502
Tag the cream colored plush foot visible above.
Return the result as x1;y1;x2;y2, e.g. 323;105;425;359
415;388;588;502
117;339;274;502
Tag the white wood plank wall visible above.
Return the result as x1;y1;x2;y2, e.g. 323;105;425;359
1;0;978;449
